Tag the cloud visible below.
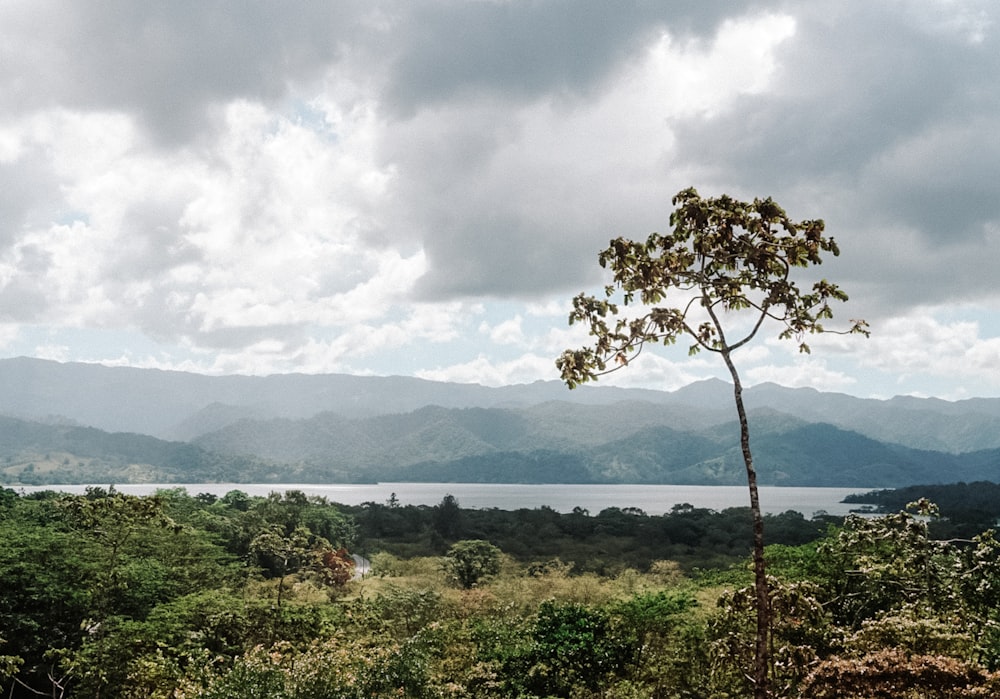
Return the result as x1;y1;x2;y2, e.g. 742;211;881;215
0;0;998;398
667;0;1000;317
0;1;360;146
416;352;556;387
0;149;61;247
0;96;403;352
859;311;1000;386
378;0;749;117
481;315;526;346
383;10;797;301
860;115;1000;242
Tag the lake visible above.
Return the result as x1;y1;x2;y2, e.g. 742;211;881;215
13;483;877;517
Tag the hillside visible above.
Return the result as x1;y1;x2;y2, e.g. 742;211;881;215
0;357;678;440
2;403;996;488
1;357;999;487
2;358;1000;453
0;415;363;485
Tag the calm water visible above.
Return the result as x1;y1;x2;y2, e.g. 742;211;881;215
14;483;876;517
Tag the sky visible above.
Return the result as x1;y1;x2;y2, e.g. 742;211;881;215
1;0;999;400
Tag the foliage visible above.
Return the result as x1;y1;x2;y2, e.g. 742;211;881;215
443;539;503;589
521;600;633;697
366;585;444;638
187;635;437;699
348;499;839;574
709;577;833;697
845;481;1000;537
815;501;961;628
800;649;1000;699
0;487;356;698
8;488;1000;698
434;493;462;538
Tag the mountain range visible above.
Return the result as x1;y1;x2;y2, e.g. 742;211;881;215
0;356;997;487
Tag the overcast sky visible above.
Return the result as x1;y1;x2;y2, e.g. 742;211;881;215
1;0;999;400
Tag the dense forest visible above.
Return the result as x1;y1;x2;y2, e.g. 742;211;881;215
3;485;1000;697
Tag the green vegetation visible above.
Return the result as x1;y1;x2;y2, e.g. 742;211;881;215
846;481;1000;537
443;540;503;589
4;486;1000;697
346;498;836;574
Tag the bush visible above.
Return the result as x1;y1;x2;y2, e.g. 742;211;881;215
443;540;502;589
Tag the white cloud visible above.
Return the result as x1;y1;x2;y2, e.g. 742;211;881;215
0;325;19;350
33;343;70;363
480;315;526;346
416;352;556;387
650;13;797;118
747;358;859;393
1;94;412;354
526;298;571;318
859;312;1000;387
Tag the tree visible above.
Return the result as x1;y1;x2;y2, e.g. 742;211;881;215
434;493;462;540
0;507;88;698
556;187;868;698
249;524;316;609
442;539;503;589
55;487;184;698
522;600;630;697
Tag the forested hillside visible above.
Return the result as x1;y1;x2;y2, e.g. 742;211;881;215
4;358;1000;452
0;415;362;485
3;358;1000;487
3;405;999;487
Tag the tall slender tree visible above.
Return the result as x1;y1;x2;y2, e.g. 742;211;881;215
557;187;868;698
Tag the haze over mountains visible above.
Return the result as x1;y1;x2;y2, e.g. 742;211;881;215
1;357;998;487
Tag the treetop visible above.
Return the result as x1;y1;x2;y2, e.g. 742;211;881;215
558;187;869;388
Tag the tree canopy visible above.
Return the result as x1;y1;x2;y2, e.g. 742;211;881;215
558;187;868;387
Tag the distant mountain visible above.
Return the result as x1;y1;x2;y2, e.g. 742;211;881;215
0;357;683;440
1;357;999;488
4;357;1000;454
187;404;998;488
0;415;306;486
743;383;1000;452
1;401;997;488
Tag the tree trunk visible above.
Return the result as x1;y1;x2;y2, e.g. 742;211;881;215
721;348;770;699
